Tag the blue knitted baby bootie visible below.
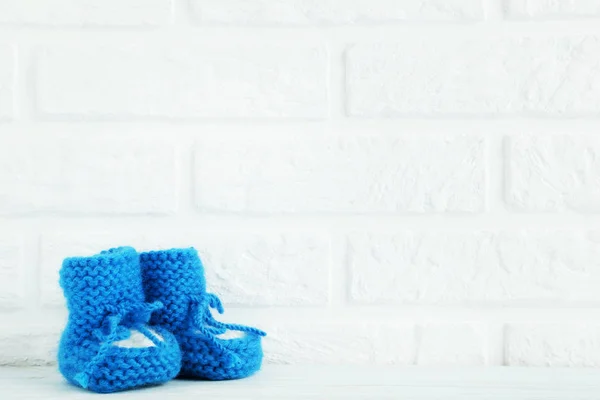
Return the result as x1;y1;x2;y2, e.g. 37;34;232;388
140;248;266;380
58;247;182;393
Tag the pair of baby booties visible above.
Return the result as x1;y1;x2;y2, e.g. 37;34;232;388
58;246;266;393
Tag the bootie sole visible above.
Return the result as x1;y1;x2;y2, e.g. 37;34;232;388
59;327;182;393
177;332;263;380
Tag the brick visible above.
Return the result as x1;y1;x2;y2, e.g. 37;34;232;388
265;322;415;365
0;45;15;120
505;0;600;19
0;326;60;366
194;135;484;214
40;231;329;307
506;135;600;212
0;0;171;26
0;138;177;215
265;322;488;366
349;231;600;304
417;324;488;366
36;46;327;119
194;233;330;306
0;236;23;309
506;324;600;367
190;0;482;25
346;36;600;117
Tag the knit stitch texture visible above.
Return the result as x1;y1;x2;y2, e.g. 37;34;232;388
58;247;182;393
140;247;266;380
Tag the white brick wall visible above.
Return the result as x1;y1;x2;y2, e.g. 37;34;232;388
0;138;178;215
189;0;483;25
416;324;488;366
2;0;600;368
37;46;327;119
346;37;600;117
194;135;484;213
349;231;600;304
0;0;173;27
264;322;415;365
504;0;600;20
506;135;600;212
0;236;23;309
0;45;16;121
506;324;600;367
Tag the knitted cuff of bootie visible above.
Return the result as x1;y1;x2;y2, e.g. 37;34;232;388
58;247;181;393
140;247;266;380
141;247;206;295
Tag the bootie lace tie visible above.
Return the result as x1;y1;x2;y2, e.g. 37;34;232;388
74;301;164;388
187;293;266;355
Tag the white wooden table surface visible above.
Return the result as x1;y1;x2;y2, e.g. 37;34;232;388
2;366;600;399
